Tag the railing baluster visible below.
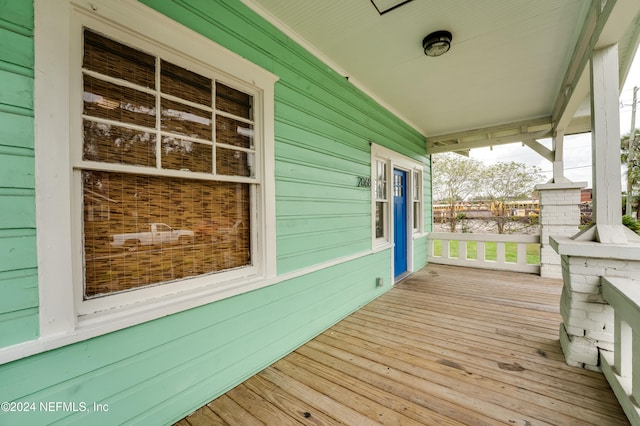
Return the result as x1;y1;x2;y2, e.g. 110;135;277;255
614;314;632;378
426;232;540;274
517;242;527;265
496;242;505;266
633;329;640;406
601;277;640;424
477;241;485;263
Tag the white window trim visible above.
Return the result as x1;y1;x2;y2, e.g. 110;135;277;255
372;158;390;246
412;170;423;234
370;144;425;265
30;0;278;352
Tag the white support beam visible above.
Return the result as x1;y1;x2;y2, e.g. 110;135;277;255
574;44;640;244
426;118;552;155
591;44;622;231
552;1;599;133
553;0;640;134
522;139;554;163
551;130;569;183
428;129;552;155
426;115;592;156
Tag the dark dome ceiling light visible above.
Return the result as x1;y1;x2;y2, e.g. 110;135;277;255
422;30;452;57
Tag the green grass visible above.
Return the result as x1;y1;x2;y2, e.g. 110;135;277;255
432;240;540;265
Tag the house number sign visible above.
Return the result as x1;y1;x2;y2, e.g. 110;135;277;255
356;176;371;188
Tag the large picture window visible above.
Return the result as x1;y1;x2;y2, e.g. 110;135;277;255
30;0;277;360
80;30;256;298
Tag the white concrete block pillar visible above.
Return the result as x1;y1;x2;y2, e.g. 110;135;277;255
535;182;585;278
552;45;640;369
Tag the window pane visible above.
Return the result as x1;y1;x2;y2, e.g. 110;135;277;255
217;147;254;177
161;60;212;107
161;98;212;139
375;202;385;238
413;171;420;200
161;137;212;173
413;202;420;229
394;173;403;197
82;171;251;298
216;115;254;149
216;82;252;120
83;29;155;89
83;75;156;127
83;120;156;167
376;160;387;200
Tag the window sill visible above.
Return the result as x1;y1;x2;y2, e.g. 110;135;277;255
0;271;272;366
373;242;393;253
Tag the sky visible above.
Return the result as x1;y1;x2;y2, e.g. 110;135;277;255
468;49;640;189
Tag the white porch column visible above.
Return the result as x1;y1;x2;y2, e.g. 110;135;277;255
551;130;568;184
552;44;640;370
584;44;627;243
535;129;585;279
535;182;584;278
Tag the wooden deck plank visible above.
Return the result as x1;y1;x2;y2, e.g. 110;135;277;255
324;324;624;414
184;406;228;425
183;406;228;426
243;374;338;425
285;351;465;426
175;264;629;425
303;338;553;426
312;328;626;425
226;384;303;426
274;357;429;425
206;394;264;426
260;365;380;425
294;344;502;426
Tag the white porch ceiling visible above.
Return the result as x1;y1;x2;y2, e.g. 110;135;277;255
245;0;640;151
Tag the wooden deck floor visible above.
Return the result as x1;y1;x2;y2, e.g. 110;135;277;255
175;264;629;425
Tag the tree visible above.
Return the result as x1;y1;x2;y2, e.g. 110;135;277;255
479;161;544;233
432;153;482;232
621;128;640;217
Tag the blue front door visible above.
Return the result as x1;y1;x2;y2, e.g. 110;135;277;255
393;169;407;278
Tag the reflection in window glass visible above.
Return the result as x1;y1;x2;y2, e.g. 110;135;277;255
82;171;251;298
216;82;252;120
375;202;385;239
217;147;254;177
161;137;212;173
161;98;212;139
161;60;211;106
80;29;259;299
83;30;155;88
376;160;387;200
83;75;156;127
216;115;253;149
374;159;388;241
412;170;421;231
83;121;156;167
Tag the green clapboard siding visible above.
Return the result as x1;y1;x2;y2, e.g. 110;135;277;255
0;0;38;348
0;0;431;424
0;250;392;425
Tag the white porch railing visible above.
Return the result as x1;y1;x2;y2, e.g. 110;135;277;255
427;232;540;274
600;277;640;425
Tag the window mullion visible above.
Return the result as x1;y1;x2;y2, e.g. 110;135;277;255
212;83;217;175
155;56;162;170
